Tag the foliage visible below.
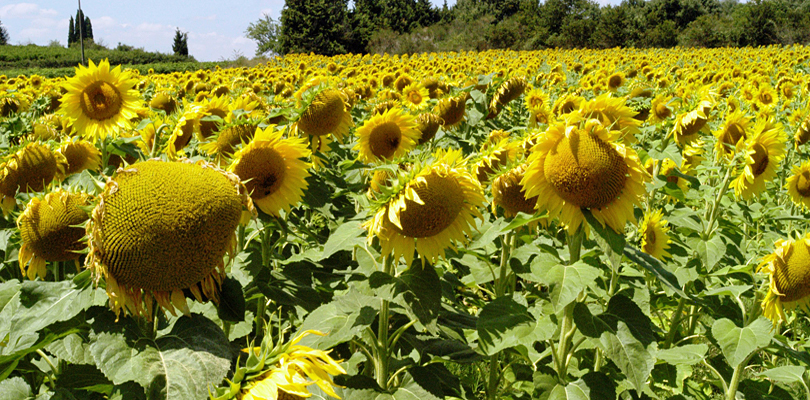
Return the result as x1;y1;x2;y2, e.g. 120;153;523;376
245;14;281;56
0;43;198;72
68;9;93;46
279;0;349;55
172;28;189;57
0;19;8;46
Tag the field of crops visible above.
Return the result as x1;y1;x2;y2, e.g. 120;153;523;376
1;46;810;400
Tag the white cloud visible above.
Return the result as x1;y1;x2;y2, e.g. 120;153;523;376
94;16;117;30
0;3;57;18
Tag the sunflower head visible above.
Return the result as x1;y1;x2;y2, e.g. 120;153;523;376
795;114;810;149
786;161;810;211
18;190;92;280
670;99;713;147
59;139;102;177
229;126;311;216
433;94;467;128
167;104;203;159
553;94;583;117
355;108;420;164
364;150;485;266
149;91;177;114
606;72;625;92
59;59;141;142
638;209;671;260
578;94;640;142
415;113;442;145
730;118;786;200
473;138;517;184
201;120;258;164
648;95;674;123
713;110;752;160
489;76;527;116
402;82;429;109
4;142;66;195
297;88;353;140
492;164;538;218
86;159;254;319
759;236;810;324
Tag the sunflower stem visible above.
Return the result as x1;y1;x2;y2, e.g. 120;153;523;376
35;349;58;390
375;256;395;391
555;226;584;383
256;226;273;339
486;232;516;399
704;165;734;239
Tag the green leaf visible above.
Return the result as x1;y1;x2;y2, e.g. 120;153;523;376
657;344;708;366
548;372;616;400
712;317;773;368
623;245;689;299
604;295;656;346
297;288;379;350
501;212;548;233
369;264;441;326
476;295;535;355
470;218;509;250
572;302;613;338
647;139;682;167
696;234;725;271
548;383;588;400
546;261;600;311
599;322;656;392
756;365;807;383
217;276;245;323
46;333;95;365
322;220;365;259
89;314;232;400
583;209;625;255
702;285;752;298
0;376;31;400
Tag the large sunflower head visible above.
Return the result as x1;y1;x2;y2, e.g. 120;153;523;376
58;139;102;177
758;235;810;324
17;190;92;280
415;113;442;145
3;142;66;195
713;110;752;160
59;59;141;142
492;164;538;218
229;126;311;216
354;107;420;164
364;149;486;266
785;161;810;211
86;159;254;320
729;118;787;200
521;117;647;234
488;76;527;118
433;94;467;128
578;94;640;142
638;209;671;260
670;99;713;147
297;88;353;140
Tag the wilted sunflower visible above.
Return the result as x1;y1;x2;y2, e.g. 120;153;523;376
433;94;467;128
492;164;538;218
713;110;752;160
86;159;254;319
758;235;810;324
355;108;420;164
730;119;786;200
638;209;671;260
17;190;92;280
670;99;713;147
364;149;485;266
229;127;311;216
58;139;101;176
415;113;442;145
297;88;353;141
488;76;527;118
521;117;647;234
59;59;141;142
786;161;810;210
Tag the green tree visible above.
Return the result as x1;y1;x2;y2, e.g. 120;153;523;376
245;13;281;55
279;0;348;55
84;15;94;41
346;0;384;53
173;28;189;57
0;19;8;45
68;16;76;45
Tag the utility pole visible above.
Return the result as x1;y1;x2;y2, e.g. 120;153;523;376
78;0;85;65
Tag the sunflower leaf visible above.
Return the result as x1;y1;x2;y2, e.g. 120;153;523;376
623;245;689;299
756;365;807;383
0;376;31;400
599;321;656;393
545;261;600;311
369;263;441;327
712;317;773;368
322;220;365;259
548;372;616;400
583;209;625;255
476;294;535;356
657;344;709;366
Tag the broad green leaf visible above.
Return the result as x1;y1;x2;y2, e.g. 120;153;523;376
297;289;379;350
623;245;689;298
90;314;232;400
756;366;807;383
702;285;752;298
369;263;441;326
545;261;600;311
604;295;656;346
322;220;365;259
712;317;773;368
695;234;725;271
548;372;616;400
583;209;625;255
46;333;95;365
548;383;588;400
476;295;535;355
470;218;509;250
657;344;708;366
572;302;613;338
501;212;548;233
599;322;656;392
0;376;31;400
647;140;682;168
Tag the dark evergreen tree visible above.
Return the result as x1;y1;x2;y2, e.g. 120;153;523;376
75;9;84;42
384;0;418;33
279;0;348;55
68;16;76;45
84;16;94;41
173;28;189;56
346;0;384;53
0;19;8;45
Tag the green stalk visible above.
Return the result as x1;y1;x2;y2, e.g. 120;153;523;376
487;231;517;399
703;165;734;239
555;226;584;383
255;227;273;339
376;256;395;391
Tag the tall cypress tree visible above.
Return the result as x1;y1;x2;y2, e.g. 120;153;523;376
0;19;9;45
279;0;348;55
172;28;189;56
84;16;94;41
68;16;75;45
74;10;84;43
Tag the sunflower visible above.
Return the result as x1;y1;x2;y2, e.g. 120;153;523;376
755;84;777;109
2;142;66;195
786;161;810;210
166;104;203;159
606;72;625;92
552;94;583;117
355;108;420;164
521;117;647;234
524;88;550;112
758;235;810;324
473;138;518;184
18;190;92;280
415;113;442;145
229;127;311;216
578;94;640;141
433;94;467;128
58;139;101;176
488;76;527;118
86;159;254;319
149;91;177;114
648;95;674;123
58;59;141;142
297;88;353;143
729;119;786;200
638;209;671;260
198;95;230;139
670;99;713;147
713;110;752;160
492;164;538;218
795;114;810;149
201;121;258;164
364;149;485;266
402;82;429;109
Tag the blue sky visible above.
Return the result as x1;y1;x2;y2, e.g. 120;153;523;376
2;0;618;61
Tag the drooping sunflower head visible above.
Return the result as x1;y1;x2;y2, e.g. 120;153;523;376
713;110;752;160
648;94;674;123
472;138;518;184
415;113;443;145
433;94;467;128
758;235;810;324
201;120;258;164
355;107;420;164
59;59;141;142
786;161;810;211
17;190;92;280
670;99;714;147
4;142;67;195
364;149;486;266
297;88;353;141
229;126;311;216
638;209;671;260
149;91;177;114
86;159;254;319
578;94;640;142
166;104;203;159
492;164;538;218
730;118;787;200
794;114;810;149
488;76;528;117
521;117;647;234
58;139;101;177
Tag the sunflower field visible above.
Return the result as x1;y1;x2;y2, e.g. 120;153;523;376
1;46;810;400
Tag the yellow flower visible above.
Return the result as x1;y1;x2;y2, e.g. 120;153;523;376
433;94;467;128
648;95;674;123
364;149;485;266
297;88;353;141
58;59;141;142
730;119;786;200
201;121;258;164
229;127;311;216
758;235;810;324
197;95;231;140
0;143;66;213
578;94;640;142
713;110;752;160
166;104;203;159
414;113;442;145
488;76;527;118
670;99;713;147
795;113;810;149
58;139;101;176
606;72;625;92
638;209;671;260
492;164;538;218
402;82;429;110
552;94;583;117
521;117;647;234
786;161;810;211
524;88;550;112
354;108;420;164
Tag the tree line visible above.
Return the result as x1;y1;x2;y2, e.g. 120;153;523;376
245;0;810;55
